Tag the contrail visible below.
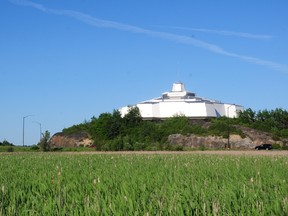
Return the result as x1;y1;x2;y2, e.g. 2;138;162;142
162;26;274;40
10;0;288;73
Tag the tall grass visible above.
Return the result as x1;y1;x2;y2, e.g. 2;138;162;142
0;153;287;215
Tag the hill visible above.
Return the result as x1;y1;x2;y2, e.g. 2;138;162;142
50;107;288;150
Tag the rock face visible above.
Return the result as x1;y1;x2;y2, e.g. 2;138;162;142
168;126;283;149
49;132;93;148
50;126;284;149
237;126;277;146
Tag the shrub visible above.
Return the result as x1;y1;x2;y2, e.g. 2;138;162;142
174;145;184;151
6;147;14;152
39;131;51;152
0;140;14;146
199;144;206;151
30;145;40;151
272;144;281;150
52;147;63;151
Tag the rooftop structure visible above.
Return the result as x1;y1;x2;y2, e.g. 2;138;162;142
120;82;244;119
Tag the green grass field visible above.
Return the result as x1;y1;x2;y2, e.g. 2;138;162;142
0;152;287;215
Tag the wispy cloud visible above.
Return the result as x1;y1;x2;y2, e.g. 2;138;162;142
163;26;274;40
10;0;288;73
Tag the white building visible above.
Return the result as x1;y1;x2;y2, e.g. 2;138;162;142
120;82;244;119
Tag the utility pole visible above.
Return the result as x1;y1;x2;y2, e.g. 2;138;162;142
227;105;234;149
227;118;230;149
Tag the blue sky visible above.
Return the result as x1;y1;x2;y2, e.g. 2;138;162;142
1;0;288;146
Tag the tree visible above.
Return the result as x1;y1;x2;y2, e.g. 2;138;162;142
158;115;192;137
123;106;142;129
90;110;123;141
271;108;288;129
238;108;256;124
0;140;14;146
39;130;51;152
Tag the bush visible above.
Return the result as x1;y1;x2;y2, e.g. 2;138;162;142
6;147;14;152
0;140;14;146
280;129;288;138
174;145;184;151
272;144;281;150
52;147;63;151
208;119;229;137
199;144;206;151
163;143;184;151
30;145;40;151
60;108;288;151
39;131;51;152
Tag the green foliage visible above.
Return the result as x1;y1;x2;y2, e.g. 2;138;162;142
63;122;89;135
207;117;242;138
39;130;51;152
64;110;201;151
282;144;288;150
61;107;288;151
0;146;34;152
208;118;229;137
6;147;14;152
0;140;14;146
51;147;63;152
158;115;191;137
87;110;123;143
199;144;206;151
238;108;256;124
30;145;40;151
239;108;288;138
272;143;281;149
122;106;142;129
279;129;288;138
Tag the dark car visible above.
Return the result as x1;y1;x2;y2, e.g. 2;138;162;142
255;144;272;150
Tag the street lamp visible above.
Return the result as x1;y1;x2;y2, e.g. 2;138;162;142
34;121;42;142
22;115;33;147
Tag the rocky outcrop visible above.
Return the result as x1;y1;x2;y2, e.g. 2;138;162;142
168;134;249;149
50;126;284;149
168;127;283;149
49;132;93;148
237;126;277;145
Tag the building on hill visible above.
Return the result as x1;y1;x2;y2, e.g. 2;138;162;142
119;82;244;119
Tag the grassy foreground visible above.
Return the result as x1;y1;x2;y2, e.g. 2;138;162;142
0;152;287;215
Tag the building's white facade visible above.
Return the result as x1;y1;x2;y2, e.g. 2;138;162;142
120;82;244;119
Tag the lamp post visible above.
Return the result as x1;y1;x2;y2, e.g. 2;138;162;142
34;121;42;142
22;115;33;147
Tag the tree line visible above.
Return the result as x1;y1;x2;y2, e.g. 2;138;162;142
62;107;288;151
236;108;288;139
0;140;14;146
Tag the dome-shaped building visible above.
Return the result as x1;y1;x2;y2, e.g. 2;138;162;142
120;82;244;119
